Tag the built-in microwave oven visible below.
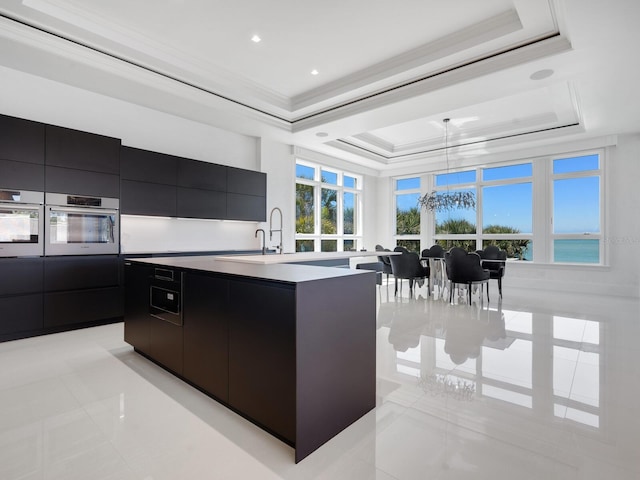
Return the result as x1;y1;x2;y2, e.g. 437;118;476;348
45;193;119;256
0;189;45;257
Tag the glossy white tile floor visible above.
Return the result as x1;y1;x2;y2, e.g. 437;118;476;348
1;281;639;479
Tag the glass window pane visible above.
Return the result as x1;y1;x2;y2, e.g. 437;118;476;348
483;183;532;233
296;239;314;252
483;163;532;181
343;239;355;251
436;239;477;251
344;175;357;188
296;163;315;180
396;177;420;190
295;184;314;234
553;177;600;233
554;239;600;263
321;239;337;252
344;192;355;234
321;169;338;185
553;154;599;174
435;188;476;236
321;188;337;234
397;239;420;253
435;170;475;187
483;239;532;260
396;193;420;235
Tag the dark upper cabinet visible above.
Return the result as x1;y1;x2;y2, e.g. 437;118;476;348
227;167;266;197
0;114;45;165
178;159;226;191
45;165;119;197
121;180;177;217
121;146;178;184
45;125;120;174
177;187;227;219
227;193;266;221
0;158;45;191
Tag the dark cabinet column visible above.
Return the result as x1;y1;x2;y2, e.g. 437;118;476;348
123;262;153;353
227;279;296;443
183;273;229;402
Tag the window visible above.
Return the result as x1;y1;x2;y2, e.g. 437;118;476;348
295;161;362;252
416;150;603;264
552;154;601;264
394;177;421;253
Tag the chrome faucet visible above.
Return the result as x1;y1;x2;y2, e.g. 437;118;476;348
255;228;266;255
269;207;283;254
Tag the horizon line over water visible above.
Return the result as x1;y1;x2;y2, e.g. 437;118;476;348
520;239;599;263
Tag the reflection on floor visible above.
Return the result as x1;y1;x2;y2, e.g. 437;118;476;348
0;281;639;479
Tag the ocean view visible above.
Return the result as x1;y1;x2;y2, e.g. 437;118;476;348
553;239;600;263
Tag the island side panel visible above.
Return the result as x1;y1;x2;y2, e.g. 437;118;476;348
227;278;296;445
294;271;377;463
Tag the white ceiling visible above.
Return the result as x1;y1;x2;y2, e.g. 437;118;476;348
1;0;639;173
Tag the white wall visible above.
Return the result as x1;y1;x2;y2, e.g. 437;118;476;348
0;66;265;254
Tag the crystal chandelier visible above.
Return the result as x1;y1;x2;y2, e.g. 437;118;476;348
418;118;476;212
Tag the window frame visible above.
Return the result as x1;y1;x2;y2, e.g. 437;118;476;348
295;159;363;252
394;148;606;264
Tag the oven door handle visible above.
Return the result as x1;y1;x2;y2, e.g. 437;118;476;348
47;206;118;215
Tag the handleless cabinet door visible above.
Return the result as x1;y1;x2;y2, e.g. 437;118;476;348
177;187;227;219
183;274;229;402
120;146;178;184
45;125;120;174
121;180;177;217
45;165;120;197
0;114;45;164
124;262;153;354
227;279;296;443
178;159;226;191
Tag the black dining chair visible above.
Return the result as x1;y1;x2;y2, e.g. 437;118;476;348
389;247;430;296
375;244;394;283
421;244;445;259
444;247;490;304
476;245;507;297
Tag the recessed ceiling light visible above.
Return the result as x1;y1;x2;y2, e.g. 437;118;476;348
311;69;319;76
251;34;261;43
530;69;554;80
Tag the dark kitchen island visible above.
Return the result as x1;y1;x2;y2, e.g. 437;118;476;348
123;255;377;463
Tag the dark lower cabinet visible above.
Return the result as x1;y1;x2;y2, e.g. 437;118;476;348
0;258;44;340
123;262;182;375
227;279;296;442
44;286;123;328
182;274;229;401
123;262;153;353
0;294;43;338
147;316;183;376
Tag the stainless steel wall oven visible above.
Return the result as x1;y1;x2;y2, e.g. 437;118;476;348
45;193;119;256
0;189;44;257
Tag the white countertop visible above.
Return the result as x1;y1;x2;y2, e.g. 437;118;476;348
213;250;393;265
